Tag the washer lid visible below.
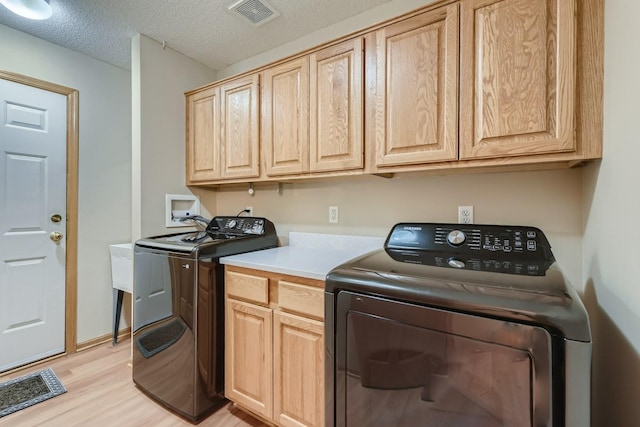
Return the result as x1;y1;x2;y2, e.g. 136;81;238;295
134;232;217;253
134;216;279;258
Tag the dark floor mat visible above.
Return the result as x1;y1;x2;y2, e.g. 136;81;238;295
0;368;66;418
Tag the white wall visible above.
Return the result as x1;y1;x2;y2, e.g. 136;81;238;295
214;170;584;289
582;0;640;424
0;24;132;343
132;35;217;240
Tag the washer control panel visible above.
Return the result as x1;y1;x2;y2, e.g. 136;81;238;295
206;216;266;236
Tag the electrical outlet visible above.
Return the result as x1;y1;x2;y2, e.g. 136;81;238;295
245;206;253;216
458;205;474;224
329;206;339;224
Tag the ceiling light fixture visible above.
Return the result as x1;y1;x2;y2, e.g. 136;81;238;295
0;0;52;20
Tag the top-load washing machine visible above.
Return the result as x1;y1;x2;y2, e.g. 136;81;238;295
133;216;277;422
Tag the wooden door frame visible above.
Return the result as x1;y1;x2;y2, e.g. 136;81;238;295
0;70;79;354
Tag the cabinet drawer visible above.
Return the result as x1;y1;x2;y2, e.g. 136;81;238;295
226;270;269;304
278;280;324;320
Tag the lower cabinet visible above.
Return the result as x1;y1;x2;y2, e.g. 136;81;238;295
226;298;273;419
225;266;325;427
273;311;324;427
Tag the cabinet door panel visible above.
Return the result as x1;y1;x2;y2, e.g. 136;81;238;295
187;87;219;181
370;4;459;168
274;311;324;427
310;38;363;172
221;74;260;178
225;299;273;419
460;0;576;159
263;57;310;176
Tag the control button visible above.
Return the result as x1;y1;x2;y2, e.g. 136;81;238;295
503;246;512;253
527;240;537;251
527;230;537;238
227;219;237;229
447;258;466;269
515;241;523;248
447;230;466;246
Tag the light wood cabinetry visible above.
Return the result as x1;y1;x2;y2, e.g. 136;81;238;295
186;0;602;185
220;74;260;179
187;37;365;184
273;311;324;427
310;38;364;172
262;37;365;178
186;74;259;183
367;4;459;170
225;298;273;419
225;266;324;427
262;57;310;177
187;86;219;182
459;0;576;160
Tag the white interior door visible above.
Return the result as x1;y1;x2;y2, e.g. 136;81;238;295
0;78;67;372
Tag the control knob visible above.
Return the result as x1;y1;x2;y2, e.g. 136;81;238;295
447;230;466;246
447;258;466;269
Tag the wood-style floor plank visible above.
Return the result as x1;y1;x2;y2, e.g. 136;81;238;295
0;339;267;427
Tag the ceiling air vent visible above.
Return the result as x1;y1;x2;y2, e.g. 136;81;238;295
228;0;280;27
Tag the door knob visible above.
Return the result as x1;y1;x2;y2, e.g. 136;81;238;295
50;231;64;242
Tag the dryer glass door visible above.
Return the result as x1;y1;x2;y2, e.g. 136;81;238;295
334;291;554;427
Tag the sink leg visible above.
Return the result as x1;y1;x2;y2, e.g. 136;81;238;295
113;289;124;345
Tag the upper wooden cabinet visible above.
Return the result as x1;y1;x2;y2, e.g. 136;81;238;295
310;38;364;172
220;74;260;179
459;0;576;160
261;39;365;178
186;0;601;185
186;74;259;183
367;4;459;170
186;86;219;182
262;57;310;177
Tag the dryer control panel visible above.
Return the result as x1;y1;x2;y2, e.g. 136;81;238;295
385;223;554;275
385;223;553;260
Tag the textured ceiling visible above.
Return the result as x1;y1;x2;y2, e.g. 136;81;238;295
0;0;392;71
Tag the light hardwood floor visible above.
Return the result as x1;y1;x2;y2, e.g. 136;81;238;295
0;338;268;427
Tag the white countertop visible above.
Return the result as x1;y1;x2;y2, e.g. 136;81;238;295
220;232;385;280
